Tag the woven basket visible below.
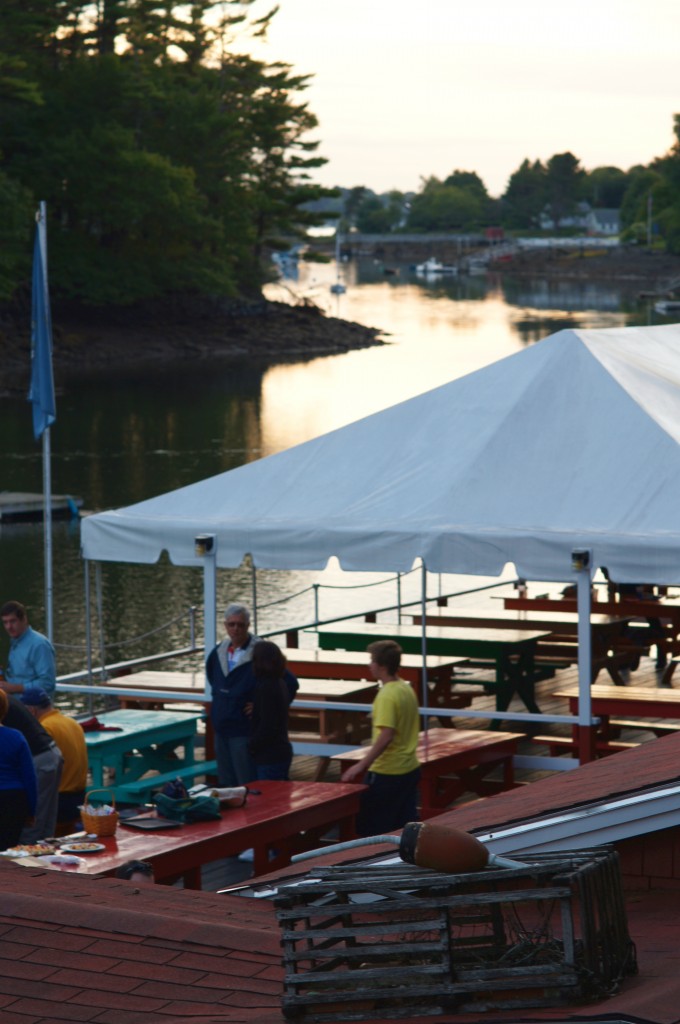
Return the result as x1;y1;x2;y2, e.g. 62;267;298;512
80;788;119;837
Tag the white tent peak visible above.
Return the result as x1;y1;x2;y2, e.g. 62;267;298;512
81;323;680;584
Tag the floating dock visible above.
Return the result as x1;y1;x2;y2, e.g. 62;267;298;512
0;491;82;522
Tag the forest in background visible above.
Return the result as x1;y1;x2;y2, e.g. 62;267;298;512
0;0;332;307
2;0;680;317
335;122;680;250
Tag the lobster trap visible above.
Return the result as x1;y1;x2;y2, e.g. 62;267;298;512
275;848;637;1020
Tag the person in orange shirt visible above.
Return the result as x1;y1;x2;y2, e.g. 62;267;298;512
21;689;87;832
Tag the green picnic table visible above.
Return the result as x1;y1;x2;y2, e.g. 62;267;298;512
83;707;202;800
313;622;550;715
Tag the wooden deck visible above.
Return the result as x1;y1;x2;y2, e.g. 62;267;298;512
101;649;677;892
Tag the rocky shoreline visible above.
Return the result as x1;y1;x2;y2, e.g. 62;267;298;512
490;245;680;287
3;248;680;397
0;298;387;397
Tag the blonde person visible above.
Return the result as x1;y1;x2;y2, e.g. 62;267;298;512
342;640;421;836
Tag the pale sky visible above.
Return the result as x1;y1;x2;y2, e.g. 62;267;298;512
244;0;680;198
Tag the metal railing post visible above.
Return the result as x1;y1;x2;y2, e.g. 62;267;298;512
189;605;196;649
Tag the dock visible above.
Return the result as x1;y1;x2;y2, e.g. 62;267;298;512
0;491;82;522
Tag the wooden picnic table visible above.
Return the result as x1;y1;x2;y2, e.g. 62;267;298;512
282;646;469;705
505;594;677;668
84;708;202;799
554;684;680;740
291;679;377;743
412;607;635;684
10;780;365;885
104;669;208;706
334;727;522;819
313;622;549;715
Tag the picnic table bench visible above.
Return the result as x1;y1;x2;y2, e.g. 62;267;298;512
413;606;637;684
334;727;523;819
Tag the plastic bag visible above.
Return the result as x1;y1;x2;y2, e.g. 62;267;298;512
152;791;221;823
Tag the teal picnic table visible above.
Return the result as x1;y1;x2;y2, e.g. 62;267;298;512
83;707;202;799
313;622;550;715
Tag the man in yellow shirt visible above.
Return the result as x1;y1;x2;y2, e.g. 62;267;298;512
341;640;420;836
21;689;88;832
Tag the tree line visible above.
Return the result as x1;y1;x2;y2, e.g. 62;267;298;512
3;1;679;314
345;123;680;253
0;0;332;306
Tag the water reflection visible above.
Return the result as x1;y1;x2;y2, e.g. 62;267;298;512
0;256;658;679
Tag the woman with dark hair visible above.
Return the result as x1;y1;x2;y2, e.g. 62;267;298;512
0;690;38;849
248;640;298;780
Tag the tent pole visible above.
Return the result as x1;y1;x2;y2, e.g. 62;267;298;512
420;561;429;727
95;562;106;697
574;550;595;763
198;535;217;698
84;559;92;685
251;560;257;635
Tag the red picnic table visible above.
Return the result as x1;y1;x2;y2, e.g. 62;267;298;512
551;684;680;754
14;780;365;887
333;727;523;819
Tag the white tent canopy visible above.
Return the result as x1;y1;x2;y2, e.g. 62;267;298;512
81;324;680;587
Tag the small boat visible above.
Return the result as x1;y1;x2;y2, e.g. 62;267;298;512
654;299;680;315
330;232;347;295
415;257;458;277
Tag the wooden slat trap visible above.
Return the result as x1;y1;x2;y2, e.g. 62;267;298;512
275;848;637;1020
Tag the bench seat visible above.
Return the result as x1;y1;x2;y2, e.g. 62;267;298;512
529;734;638;757
116;759;218;802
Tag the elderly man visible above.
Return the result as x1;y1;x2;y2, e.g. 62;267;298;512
205;603;261;786
21;689;88;833
0;600;57;698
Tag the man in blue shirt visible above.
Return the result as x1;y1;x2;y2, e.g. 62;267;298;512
0;601;57;698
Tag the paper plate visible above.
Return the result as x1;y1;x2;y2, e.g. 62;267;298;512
59;842;106;854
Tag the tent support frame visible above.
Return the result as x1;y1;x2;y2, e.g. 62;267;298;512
575;551;596;763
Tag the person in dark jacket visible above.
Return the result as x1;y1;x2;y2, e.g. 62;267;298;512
249;641;298;780
205;604;261;786
4;694;63;842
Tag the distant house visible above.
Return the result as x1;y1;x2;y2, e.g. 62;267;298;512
538;200;591;231
586;207;620;236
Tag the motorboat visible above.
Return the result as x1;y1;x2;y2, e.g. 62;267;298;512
330;232;347;294
415;257;458;277
654;299;680;315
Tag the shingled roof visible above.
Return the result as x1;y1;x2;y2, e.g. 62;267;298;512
0;863;285;1024
4;735;680;1024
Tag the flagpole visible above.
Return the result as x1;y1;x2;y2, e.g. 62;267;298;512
43;420;53;640
30;201;57;642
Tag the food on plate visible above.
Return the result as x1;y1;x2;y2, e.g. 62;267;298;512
59;842;105;853
0;843;55;858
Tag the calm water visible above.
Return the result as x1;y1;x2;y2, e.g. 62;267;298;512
0;260;658;680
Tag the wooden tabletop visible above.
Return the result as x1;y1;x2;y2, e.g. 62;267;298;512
412;606;630;633
314;622;550;657
12;780;365;884
334;726;522;765
295;679;377;701
554;685;680;717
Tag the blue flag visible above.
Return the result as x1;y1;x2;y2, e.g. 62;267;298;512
29;204;56;440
